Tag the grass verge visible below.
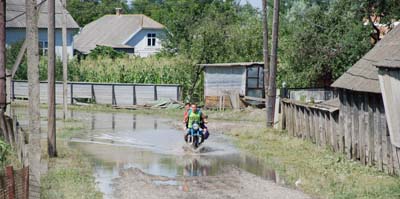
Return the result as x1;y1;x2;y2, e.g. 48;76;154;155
40;116;102;199
227;127;400;199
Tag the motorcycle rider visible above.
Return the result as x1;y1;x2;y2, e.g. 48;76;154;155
184;103;209;143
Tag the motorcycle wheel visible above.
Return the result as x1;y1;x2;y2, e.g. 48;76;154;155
193;136;199;149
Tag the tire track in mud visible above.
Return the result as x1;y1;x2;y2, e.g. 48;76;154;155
113;167;311;199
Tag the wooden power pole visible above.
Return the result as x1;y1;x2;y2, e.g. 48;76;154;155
266;0;280;127
0;0;5;111
48;0;57;157
62;0;68;120
262;0;270;127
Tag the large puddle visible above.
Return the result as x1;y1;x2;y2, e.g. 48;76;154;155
14;108;283;198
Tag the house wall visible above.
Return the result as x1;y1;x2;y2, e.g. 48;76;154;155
204;66;246;108
378;68;400;148
338;89;400;175
125;28;164;57
6;28;78;59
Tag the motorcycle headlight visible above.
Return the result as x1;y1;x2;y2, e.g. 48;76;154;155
193;123;199;130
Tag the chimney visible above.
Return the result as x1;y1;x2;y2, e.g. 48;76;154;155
115;8;122;16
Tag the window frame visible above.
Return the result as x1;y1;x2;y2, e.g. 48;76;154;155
38;40;48;56
147;33;156;47
245;65;265;98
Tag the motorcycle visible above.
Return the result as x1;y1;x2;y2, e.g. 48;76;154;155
186;122;203;149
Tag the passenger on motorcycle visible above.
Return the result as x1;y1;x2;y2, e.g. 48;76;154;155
184;103;209;143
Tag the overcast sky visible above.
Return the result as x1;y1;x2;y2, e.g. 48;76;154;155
127;0;262;9
240;0;262;9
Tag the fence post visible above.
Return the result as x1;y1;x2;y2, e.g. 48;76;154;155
112;85;116;105
91;84;95;103
176;86;180;101
11;80;15;101
154;85;157;101
6;166;15;199
70;83;74;105
133;85;137;105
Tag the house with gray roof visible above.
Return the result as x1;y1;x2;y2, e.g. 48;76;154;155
6;0;80;59
74;12;165;57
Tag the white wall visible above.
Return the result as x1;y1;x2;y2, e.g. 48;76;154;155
6;28;78;59
125;29;164;57
204;66;246;96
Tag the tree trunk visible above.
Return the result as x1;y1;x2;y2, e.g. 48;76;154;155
26;0;41;195
266;0;280;127
262;0;270;127
48;0;57;157
62;0;68;120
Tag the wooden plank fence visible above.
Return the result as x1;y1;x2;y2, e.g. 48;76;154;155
11;80;182;105
282;95;400;176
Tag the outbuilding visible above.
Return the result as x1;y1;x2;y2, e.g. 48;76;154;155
200;62;264;109
331;24;400;174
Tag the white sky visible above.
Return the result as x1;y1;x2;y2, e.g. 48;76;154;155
240;0;262;9
127;0;262;9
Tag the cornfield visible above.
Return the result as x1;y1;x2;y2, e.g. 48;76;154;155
68;56;203;102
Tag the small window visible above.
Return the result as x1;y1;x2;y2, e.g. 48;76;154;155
147;33;156;46
39;41;48;56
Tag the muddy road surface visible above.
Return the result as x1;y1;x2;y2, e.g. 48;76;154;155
18;108;311;199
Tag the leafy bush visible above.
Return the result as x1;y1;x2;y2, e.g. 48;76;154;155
87;46;126;60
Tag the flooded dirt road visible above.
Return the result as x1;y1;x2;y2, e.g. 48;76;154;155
16;108;310;199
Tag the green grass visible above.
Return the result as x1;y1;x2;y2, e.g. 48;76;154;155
227;127;400;199
41;141;102;199
40;114;102;198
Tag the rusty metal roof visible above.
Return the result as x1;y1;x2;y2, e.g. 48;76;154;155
200;62;264;67
332;24;400;93
6;0;80;29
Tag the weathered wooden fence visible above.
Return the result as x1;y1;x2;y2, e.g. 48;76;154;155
281;97;400;175
0;166;29;199
11;80;182;105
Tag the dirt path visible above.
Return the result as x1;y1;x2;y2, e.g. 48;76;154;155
113;166;310;199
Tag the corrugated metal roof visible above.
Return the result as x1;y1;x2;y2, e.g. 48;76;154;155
332;25;400;93
74;14;164;54
6;0;80;29
200;62;264;67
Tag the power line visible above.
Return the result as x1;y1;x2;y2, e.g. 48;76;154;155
6;0;48;22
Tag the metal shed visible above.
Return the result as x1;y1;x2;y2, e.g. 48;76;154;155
200;62;264;109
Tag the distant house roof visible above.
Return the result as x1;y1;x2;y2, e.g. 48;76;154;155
74;14;164;54
332;24;400;93
200;62;264;68
6;0;80;29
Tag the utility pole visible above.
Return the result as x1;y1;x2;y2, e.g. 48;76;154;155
266;0;280;127
26;0;42;195
262;0;270;127
0;0;5;111
48;0;57;157
0;0;8;144
62;0;68;120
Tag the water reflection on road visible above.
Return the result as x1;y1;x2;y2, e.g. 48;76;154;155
13;107;283;198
